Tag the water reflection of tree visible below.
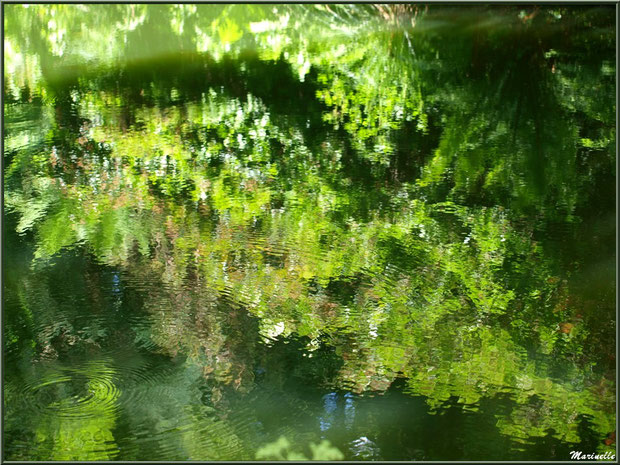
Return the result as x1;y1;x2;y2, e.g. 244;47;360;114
4;4;615;459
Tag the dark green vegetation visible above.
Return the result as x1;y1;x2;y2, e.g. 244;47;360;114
3;4;616;461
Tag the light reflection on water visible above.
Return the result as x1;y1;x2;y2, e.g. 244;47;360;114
3;3;616;462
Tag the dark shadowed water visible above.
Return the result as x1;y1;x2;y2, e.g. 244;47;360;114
3;4;616;461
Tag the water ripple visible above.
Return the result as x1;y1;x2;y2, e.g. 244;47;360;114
22;361;120;419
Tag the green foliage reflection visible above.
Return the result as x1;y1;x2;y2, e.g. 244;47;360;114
4;4;615;461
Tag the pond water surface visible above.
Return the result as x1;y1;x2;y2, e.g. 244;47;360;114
3;4;616;461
